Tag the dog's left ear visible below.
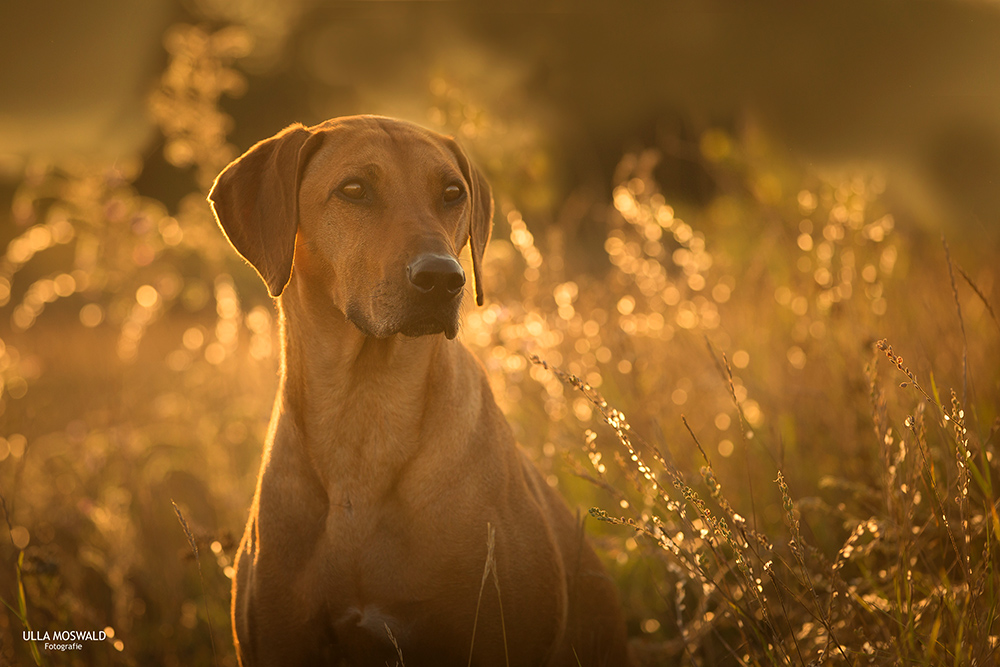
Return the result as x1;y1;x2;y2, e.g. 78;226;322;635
208;123;320;297
445;138;494;306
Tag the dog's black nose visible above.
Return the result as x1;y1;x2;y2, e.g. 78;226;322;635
407;254;466;297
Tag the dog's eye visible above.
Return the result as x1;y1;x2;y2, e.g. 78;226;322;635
443;183;464;203
340;181;366;200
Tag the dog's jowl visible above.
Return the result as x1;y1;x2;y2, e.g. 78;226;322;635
209;115;631;667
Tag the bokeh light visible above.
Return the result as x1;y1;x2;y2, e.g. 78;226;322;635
1;3;998;665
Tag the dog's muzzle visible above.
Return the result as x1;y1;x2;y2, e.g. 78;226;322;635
401;253;465;339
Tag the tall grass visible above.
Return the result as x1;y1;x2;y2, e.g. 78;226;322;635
0;19;996;667
463;127;998;664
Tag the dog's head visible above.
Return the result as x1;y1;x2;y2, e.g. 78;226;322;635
208;115;493;340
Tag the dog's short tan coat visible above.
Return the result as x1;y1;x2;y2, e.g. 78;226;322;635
209;115;630;666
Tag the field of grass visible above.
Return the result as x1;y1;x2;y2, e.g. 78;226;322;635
0;23;998;667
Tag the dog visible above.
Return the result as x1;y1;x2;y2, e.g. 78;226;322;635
208;115;630;666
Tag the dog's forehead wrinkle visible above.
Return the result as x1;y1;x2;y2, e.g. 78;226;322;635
312;125;461;191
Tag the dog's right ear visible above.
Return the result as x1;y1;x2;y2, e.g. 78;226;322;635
208;123;319;297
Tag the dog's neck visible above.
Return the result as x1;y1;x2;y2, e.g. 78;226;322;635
273;272;480;496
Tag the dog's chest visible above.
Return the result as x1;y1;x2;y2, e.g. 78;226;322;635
317;486;468;589
309;498;486;651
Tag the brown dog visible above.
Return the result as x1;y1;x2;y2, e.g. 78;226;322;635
209;115;630;666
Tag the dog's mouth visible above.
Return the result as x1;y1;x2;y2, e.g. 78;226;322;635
398;312;460;340
397;283;463;340
345;298;461;340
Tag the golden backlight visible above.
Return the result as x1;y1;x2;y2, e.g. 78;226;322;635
1;2;998;665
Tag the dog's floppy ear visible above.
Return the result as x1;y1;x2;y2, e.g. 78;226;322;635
208;123;319;297
445;138;494;306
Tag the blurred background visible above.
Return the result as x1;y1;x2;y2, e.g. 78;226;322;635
1;1;998;665
5;0;1000;235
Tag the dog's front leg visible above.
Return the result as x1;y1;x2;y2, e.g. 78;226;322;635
232;516;336;666
232;433;335;666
